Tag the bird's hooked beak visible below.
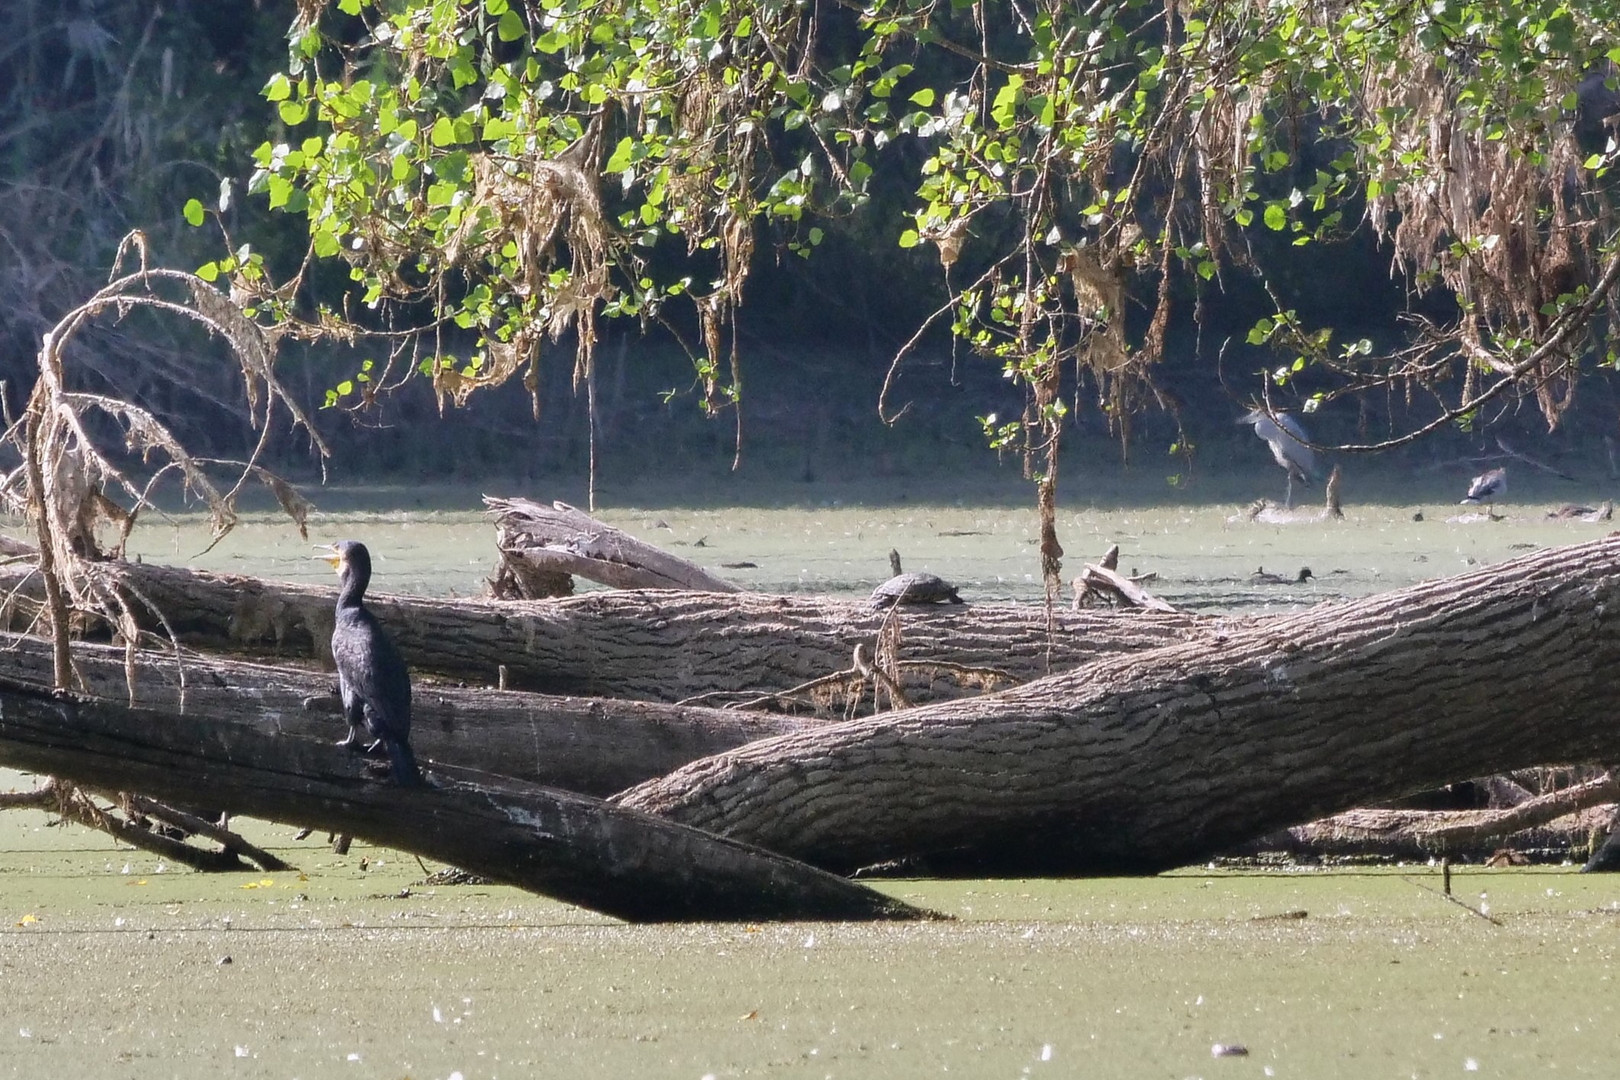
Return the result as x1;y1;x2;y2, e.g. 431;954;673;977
314;543;344;572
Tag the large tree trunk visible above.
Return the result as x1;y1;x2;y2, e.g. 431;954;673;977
0;632;813;797
0;665;930;923
615;536;1620;875
0;549;1210;704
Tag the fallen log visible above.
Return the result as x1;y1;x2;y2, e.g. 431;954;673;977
0;666;932;923
615;535;1620;875
1236;773;1620;862
488;496;741;593
0;631;812;797
0;550;1214;704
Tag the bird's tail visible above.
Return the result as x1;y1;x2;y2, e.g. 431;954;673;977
384;737;424;787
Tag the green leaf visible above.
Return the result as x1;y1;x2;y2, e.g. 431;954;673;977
264;73;292;103
496;9;525;41
430;116;458;146
991;75;1024;129
898;228;920;248
182;198;205;227
196;261;220;282
605;137;635;174
909;88;935;107
1263;204;1286;231
266;175;294;209
278;100;309;125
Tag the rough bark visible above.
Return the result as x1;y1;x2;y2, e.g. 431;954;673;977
0;632;813;797
615;536;1620;875
0;551;1213;704
488;496;741;593
0;666;931;923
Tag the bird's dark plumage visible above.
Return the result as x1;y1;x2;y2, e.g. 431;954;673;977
325;540;422;786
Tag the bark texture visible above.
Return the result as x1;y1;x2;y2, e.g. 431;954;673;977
0;632;812;797
0;666;930;922
616;536;1620;875
0;554;1212;703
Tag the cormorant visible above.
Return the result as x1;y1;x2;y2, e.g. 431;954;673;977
321;540;423;786
1239;409;1318;509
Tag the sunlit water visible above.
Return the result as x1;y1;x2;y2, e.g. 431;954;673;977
4;480;1619;1077
119;479;1614;615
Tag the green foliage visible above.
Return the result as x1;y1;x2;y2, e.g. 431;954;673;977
237;0;1620;465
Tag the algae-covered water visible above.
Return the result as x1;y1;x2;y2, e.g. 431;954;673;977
3;808;1618;1078
5;477;1620;1077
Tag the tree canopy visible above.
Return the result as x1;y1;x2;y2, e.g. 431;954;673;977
214;0;1620;564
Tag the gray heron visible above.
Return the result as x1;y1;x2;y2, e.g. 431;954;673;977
1239;408;1317;509
1460;467;1507;513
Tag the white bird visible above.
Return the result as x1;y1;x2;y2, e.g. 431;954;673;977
1239;409;1317;509
1460;467;1507;512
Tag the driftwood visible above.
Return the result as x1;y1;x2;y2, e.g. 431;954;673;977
0;777;289;872
615;536;1620;875
0;549;1215;705
0;662;931;923
1073;562;1176;612
488;496;740;594
0;631;814;798
1240;773;1620;862
1242;464;1344;524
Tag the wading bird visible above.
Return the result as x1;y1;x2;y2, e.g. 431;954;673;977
1239;408;1317;509
321;540;423;786
1249;566;1314;586
1460;467;1507;514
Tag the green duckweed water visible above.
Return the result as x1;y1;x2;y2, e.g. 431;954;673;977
4;480;1619;1077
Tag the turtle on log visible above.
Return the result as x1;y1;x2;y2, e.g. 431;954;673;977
870;548;964;608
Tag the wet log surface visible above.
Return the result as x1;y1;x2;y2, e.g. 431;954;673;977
0;632;814;797
0;660;931;923
615;536;1620;875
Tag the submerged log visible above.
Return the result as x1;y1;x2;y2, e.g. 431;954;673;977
0;631;812;797
1237;773;1620;862
0;549;1214;704
0;666;931;923
616;536;1620;875
488;496;741;593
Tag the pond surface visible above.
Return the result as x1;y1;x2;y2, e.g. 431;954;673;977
5;478;1619;1077
1;808;1617;1079
120;476;1614;615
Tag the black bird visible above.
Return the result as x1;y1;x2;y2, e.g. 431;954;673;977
321;540;423;786
1249;566;1313;586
